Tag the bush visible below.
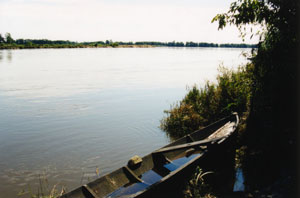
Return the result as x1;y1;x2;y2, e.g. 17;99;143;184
160;63;253;138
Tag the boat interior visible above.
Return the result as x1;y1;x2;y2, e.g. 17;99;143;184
60;113;238;198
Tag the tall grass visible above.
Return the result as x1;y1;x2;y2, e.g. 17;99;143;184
160;63;253;138
183;167;215;198
17;173;65;198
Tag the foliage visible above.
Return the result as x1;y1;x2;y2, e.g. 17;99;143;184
163;0;297;194
133;41;255;48
160;64;253;138
5;32;15;44
213;0;298;149
211;0;298;189
110;42;119;47
0;33;257;49
0;34;5;43
183;167;215;198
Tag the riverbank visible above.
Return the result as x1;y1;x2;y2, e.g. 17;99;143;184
0;44;155;49
0;33;257;50
0;44;257;50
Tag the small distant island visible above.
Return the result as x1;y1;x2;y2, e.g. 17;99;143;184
0;33;257;49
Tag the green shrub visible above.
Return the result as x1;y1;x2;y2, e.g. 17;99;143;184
160;63;253;138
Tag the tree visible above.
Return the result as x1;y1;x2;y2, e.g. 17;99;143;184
5;33;15;44
212;0;298;191
0;34;5;43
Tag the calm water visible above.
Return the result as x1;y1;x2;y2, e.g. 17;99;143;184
0;47;249;197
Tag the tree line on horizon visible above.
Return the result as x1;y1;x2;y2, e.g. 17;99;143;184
0;33;257;49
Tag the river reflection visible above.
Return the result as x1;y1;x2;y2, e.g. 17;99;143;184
0;48;249;197
0;50;13;63
7;50;12;62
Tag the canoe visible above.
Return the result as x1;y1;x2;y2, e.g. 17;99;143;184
59;113;239;198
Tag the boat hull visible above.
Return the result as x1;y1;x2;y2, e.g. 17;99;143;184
59;113;239;198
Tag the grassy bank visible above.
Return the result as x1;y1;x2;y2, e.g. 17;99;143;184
160;63;253;139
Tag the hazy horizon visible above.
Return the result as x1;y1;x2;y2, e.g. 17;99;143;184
0;0;260;44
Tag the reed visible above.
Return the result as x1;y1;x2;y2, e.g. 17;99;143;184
17;172;65;198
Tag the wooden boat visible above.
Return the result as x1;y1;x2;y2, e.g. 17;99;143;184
59;113;239;198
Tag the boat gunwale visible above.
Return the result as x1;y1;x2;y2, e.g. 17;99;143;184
59;113;239;198
128;113;239;197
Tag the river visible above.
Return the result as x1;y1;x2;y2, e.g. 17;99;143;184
0;47;249;197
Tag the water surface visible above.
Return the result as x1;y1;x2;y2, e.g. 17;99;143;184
0;47;249;197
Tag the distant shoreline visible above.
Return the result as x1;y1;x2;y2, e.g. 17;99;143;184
0;44;156;50
0;44;257;50
0;34;257;49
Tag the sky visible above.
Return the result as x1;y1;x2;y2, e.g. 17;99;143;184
0;0;259;44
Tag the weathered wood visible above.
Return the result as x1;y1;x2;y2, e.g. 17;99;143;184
128;155;143;168
82;184;100;198
152;152;172;167
152;166;171;177
123;166;143;183
58;113;239;198
152;136;225;155
187;134;195;142
185;148;196;157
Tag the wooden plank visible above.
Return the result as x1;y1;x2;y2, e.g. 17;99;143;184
152;152;172;167
57;113;239;198
152;166;171;177
152;136;226;155
82;184;100;198
187;134;195;142
123;166;143;183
